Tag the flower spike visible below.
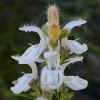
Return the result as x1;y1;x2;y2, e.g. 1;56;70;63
11;5;88;99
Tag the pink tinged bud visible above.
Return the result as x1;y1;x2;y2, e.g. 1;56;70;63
48;5;59;25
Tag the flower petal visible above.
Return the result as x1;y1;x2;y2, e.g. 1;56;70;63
66;40;88;54
35;97;48;100
11;41;46;64
19;25;45;41
28;62;38;80
62;56;83;71
64;19;87;32
41;67;63;90
40;67;49;90
63;76;88;91
65;56;83;62
35;58;45;63
44;51;60;69
11;74;33;94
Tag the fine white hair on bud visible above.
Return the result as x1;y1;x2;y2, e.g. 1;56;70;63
48;5;59;25
47;5;60;44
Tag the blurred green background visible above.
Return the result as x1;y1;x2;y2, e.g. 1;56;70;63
0;0;100;100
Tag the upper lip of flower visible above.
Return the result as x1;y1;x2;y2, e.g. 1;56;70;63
63;18;87;32
19;25;45;41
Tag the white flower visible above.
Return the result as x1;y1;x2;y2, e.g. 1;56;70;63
10;62;38;94
11;40;46;64
35;97;48;100
41;51;63;90
61;19;88;55
41;67;63;90
44;51;60;69
63;76;88;91
64;18;87;32
66;40;88;54
11;25;47;64
61;56;88;91
41;50;88;91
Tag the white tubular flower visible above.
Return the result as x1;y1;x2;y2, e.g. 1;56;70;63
61;19;87;52
66;40;88;54
11;25;47;64
41;67;63;90
62;56;83;71
10;62;38;94
64;18;87;32
35;97;48;100
44;51;60;69
11;40;46;64
63;76;88;91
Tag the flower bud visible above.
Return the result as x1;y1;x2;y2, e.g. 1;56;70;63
49;24;60;44
48;5;59;25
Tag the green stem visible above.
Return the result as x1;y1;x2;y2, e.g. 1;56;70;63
56;90;60;100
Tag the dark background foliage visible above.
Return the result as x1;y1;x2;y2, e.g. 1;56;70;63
0;0;100;100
